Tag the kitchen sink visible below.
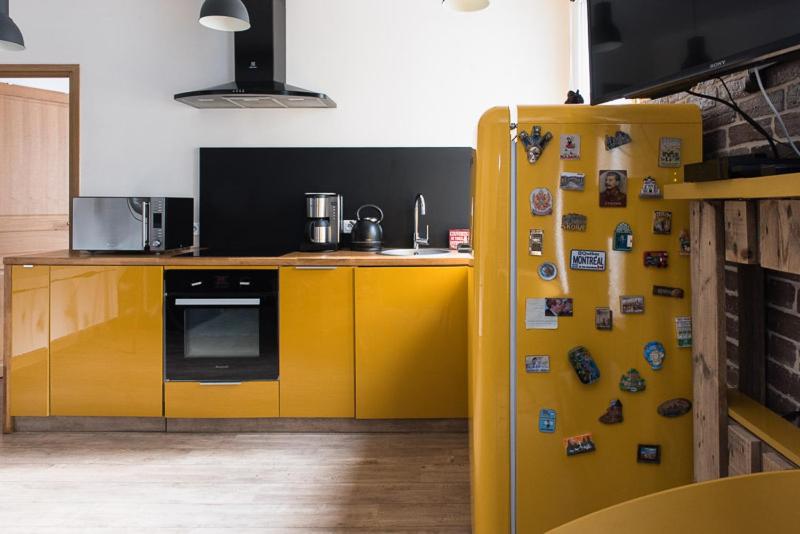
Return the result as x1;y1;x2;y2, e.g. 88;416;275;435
379;248;452;257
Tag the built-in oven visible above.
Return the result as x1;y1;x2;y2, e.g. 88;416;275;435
164;270;278;382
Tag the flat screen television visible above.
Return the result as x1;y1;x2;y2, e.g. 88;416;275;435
588;0;800;104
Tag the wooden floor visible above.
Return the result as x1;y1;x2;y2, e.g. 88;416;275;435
0;389;471;532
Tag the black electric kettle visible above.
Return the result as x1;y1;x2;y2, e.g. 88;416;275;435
351;204;384;252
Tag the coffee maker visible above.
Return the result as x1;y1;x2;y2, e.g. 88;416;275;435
302;193;343;252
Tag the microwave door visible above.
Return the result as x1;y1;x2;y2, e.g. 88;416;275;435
72;197;147;251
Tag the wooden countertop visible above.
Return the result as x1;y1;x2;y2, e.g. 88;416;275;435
664;172;800;200
3;249;473;267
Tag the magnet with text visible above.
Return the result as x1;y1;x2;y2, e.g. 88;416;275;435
657;398;692;418
539;408;557;433
545;298;573;317
675;316;692;347
599;170;628;207
643;251;668;268
659;137;682;167
653;210;672;234
570;249;606;271
619;368;646;393
530;188;553;216
562;213;587;232
560;172;585;191
679;229;691;255
595;307;613;330
560;134;581;160
639;176;663;199
653;285;684;298
605;130;632;150
565;433;596;456
525;355;550;373
613;222;633;252
637;444;661;464
598;399;623;424
519;125;553;164
568;345;601;385
620;295;645;314
538;262;558;281
529;229;544;256
643;341;666;371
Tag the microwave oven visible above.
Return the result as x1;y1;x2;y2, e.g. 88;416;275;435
72;197;194;252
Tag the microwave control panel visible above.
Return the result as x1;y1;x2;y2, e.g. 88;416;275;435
148;197;166;251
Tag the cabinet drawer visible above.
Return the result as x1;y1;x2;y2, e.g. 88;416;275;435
165;381;279;418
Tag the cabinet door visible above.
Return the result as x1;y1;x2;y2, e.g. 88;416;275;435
8;265;50;416
50;266;163;416
279;266;354;417
355;267;468;419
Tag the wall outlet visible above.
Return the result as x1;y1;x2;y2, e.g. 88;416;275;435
342;219;356;234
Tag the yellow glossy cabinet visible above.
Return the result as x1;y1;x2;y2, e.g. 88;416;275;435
165;381;279;418
8;266;50;416
49;266;163;416
354;267;468;419
279;266;355;417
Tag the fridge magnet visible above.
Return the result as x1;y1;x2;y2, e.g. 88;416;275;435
599;170;628;207
643;341;666;371
545;298;573;317
652;211;672;234
639;176;663;199
565;433;596;456
637;444;661;464
539;408;557;433
595;307;613;330
679;230;691;255
538;262;558;281
619;368;646;393
529;229;544;256
657;398;692;418
562;213;588;232
605;130;632;150
653;285;684;298
570;249;606;271
675;316;692;347
620;295;645;314
525;298;558;330
598;399;624;424
525;355;551;373
560;172;585;191
530;188;553;216
613;222;633;252
643;251;669;268
659;137;682;168
560;134;581;160
519;125;553;164
568;345;601;385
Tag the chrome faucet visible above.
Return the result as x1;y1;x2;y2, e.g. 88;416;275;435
413;194;429;251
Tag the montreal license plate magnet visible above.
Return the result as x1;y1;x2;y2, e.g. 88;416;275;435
570;249;606;271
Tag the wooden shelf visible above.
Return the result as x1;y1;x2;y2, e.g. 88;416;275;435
728;389;800;466
664;172;800;200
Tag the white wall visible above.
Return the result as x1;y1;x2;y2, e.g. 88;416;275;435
0;0;570;197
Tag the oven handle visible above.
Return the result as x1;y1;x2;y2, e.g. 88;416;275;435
174;298;261;306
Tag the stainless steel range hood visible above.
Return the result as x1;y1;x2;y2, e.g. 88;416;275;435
175;0;335;109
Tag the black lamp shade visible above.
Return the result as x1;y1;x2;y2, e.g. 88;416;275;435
199;0;251;32
0;0;24;51
591;1;622;53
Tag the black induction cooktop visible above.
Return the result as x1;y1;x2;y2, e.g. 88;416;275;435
175;249;286;258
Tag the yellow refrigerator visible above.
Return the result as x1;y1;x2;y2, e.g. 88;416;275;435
470;105;702;533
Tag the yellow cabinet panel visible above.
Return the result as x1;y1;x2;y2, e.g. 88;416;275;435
165;381;279;418
279;267;354;417
8;266;50;416
355;267;468;419
49;266;163;417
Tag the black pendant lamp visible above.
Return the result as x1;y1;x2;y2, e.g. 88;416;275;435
199;0;251;32
591;1;622;53
0;0;24;51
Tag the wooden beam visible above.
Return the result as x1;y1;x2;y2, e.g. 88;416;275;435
690;200;728;481
760;199;800;275
763;450;796;472
3;267;11;433
724;201;759;264
728;422;762;475
735;264;766;403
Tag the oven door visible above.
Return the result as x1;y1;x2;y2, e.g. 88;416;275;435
165;295;278;382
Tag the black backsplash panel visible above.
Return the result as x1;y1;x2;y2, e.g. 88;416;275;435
200;147;474;255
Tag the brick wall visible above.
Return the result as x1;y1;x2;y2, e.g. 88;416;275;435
657;57;800;416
